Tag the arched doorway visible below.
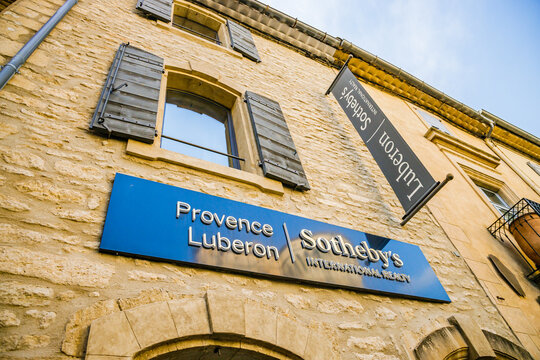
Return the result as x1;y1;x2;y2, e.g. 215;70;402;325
83;291;334;359
135;337;293;360
413;320;535;360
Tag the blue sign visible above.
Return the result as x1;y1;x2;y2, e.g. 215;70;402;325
100;173;450;302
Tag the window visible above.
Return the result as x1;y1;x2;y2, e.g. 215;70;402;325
136;0;261;62
478;186;511;215
161;90;240;168
172;3;222;45
417;108;452;135
92;43;304;193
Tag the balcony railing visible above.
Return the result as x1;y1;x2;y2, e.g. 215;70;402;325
487;198;540;285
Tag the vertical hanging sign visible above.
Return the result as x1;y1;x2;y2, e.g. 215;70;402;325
326;60;451;223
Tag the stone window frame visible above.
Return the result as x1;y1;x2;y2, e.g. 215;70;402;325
126;60;284;195
154;0;242;60
459;163;519;220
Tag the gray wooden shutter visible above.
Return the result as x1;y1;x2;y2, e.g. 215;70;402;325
227;20;261;62
136;0;172;23
90;43;163;144
245;91;310;190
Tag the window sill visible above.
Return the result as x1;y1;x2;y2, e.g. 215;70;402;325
155;21;243;60
126;139;284;195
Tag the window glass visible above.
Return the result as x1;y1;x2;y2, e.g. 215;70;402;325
172;14;220;44
418;109;452;135
161;90;239;168
479;186;510;215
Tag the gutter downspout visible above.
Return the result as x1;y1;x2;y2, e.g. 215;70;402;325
0;0;78;90
481;113;540;197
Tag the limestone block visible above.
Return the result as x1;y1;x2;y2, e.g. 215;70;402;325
317;298;363;314
303;325;334;360
0;123;18;139
276;314;309;357
245;300;277;345
62;299;120;357
0;38;23;57
0;246;114;287
0;310;20;327
117;288;175;311
347;336;391;352
1;148;45;170
127;270;170;282
168;298;211;338
124;302;177;349
0;193;30;212
25;309;56;329
497;306;537;335
206;290;245;335
86;311;140;357
375;306;397;321
57;290;77;301
0;224;50;244
338;320;375;330
0;163;34;177
414;326;467;360
54;160;103;181
285;293;311;309
0;334;50;352
15;179;87;205
0;281;53;306
354;353;400;360
52;208;97;223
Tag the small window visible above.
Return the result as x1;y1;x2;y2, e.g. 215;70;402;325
171;2;225;46
417;109;452;135
161;90;240;168
172;12;220;44
478;186;511;215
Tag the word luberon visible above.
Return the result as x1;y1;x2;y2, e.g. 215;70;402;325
176;201;279;260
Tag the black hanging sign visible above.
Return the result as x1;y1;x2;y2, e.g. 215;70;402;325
326;60;451;224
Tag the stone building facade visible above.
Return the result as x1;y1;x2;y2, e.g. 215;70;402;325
0;0;539;359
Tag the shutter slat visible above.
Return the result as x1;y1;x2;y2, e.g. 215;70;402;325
90;43;163;144
136;0;172;23
227;20;261;62
103;104;157;123
245;91;310;190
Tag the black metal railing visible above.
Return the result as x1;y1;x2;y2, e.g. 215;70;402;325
488;198;540;283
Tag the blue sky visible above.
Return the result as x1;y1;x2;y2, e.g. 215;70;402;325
264;0;540;138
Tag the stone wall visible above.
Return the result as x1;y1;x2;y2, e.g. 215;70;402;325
0;0;537;359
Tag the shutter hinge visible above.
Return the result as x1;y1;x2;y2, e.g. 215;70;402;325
111;82;128;93
97;118;112;138
102;114;154;128
263;159;299;175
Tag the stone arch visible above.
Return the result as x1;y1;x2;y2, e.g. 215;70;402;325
84;290;334;360
413;316;534;360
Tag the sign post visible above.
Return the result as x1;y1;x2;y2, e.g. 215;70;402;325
326;58;452;225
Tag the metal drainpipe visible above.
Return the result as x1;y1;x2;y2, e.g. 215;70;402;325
481;114;540;197
0;0;78;90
